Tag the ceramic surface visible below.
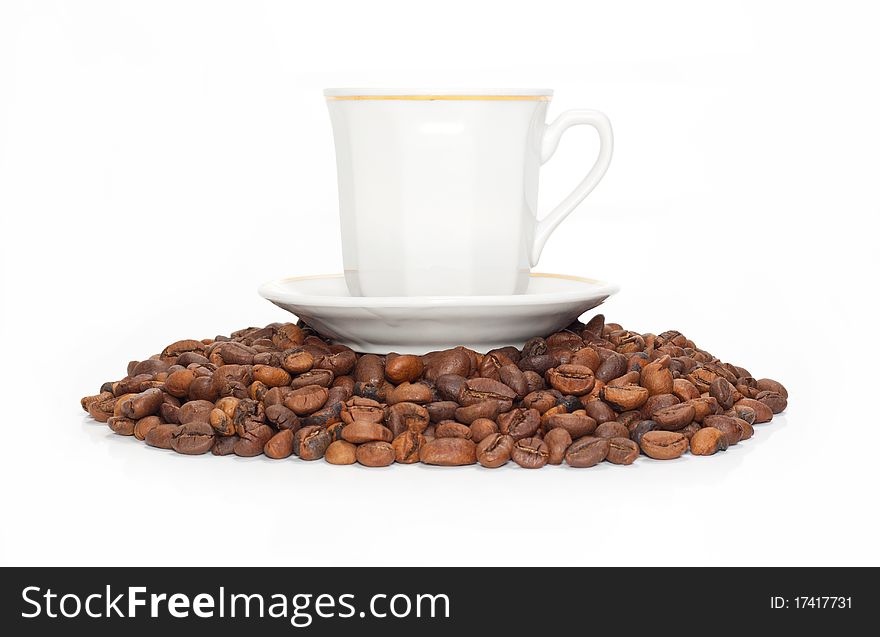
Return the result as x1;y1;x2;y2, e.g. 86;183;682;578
259;273;620;354
325;88;613;296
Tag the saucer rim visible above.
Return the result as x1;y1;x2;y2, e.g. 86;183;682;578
258;273;620;309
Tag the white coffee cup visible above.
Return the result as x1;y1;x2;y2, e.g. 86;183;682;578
325;88;613;297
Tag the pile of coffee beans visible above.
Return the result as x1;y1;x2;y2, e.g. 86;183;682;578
80;315;788;468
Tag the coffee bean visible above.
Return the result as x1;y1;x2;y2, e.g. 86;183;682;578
595;421;629;439
734;398;773;423
145;424;180;449
544;428;572;465
582;399;616;424
639;430;688;460
545;411;597;438
653;403;696;430
386;402;430;436
387;382;434;405
285;385;329;416
756;390;787;414
340;397;384;424
497;408;541;440
476;433;514;468
565;436;610;468
601;384;649;411
511;436;549;469
341;421;393;444
325;440;357;465
211;435;238;456
690;427;729;456
133;415;162;441
356;441;395;467
385;354;424;384
640;355;674;396
604;437;639;465
295;425;331;460
703;415;744;445
392;431;425;464
171;421;216;455
420;438;477;466
234;423;274;457
264;429;295;459
434;421;472;439
83;319;786;470
547;364;595;396
469;418;498;443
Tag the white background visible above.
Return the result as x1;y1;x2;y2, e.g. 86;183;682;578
1;0;878;567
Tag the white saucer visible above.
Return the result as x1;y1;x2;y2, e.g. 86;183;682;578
258;273;619;354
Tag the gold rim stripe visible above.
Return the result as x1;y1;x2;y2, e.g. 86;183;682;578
326;95;550;101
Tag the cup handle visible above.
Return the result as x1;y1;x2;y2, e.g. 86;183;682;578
530;109;613;266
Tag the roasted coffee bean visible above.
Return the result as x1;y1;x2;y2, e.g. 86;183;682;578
606;437;639;465
546;364;595;396
420;438;477;466
325;440;357;464
756;390;787;414
285;385;329;416
211;435;238;456
295;425;331;460
628;420;657;445
119;388;164;420
133;415;162;441
290;369;334;389
690;427;729;456
703;415;744;445
641;356;673;396
386;402;430;436
709;377;737;410
469;418;498;443
595;421;629;439
252;364;291;388
171;421;215;455
108;416;136;436
353;354;384;385
84;319;785;469
392;431;425;464
355;441;395;467
582;399;617;424
497;408;541;440
435;421;472;439
454;400;507;424
340;397;384;424
565;436;609;468
522;390;561;414
652;403;696;430
341;421;393;444
265;404;300;431
264;429;295;459
518;354;556;375
735;397;773;423
233;423;273;457
545;411;597;438
544;428;572;465
498;364;529;398
595;353;627;383
639;430;688;460
475;433;514;468
511;436;549;469
145;424;180;449
387;382;434;405
601;384;649;411
672;378;701;402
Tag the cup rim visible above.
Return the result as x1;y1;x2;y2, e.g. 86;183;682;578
323;88;554;98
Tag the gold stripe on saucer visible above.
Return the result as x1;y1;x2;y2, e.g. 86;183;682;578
326;95;550;101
